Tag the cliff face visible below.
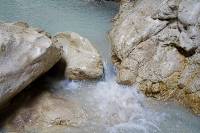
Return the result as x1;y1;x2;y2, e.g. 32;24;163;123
109;0;200;114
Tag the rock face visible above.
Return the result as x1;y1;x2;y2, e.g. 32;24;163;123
0;22;61;107
53;32;103;80
109;0;200;114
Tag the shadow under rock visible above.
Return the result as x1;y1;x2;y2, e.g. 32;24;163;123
0;60;67;130
0;78;48;129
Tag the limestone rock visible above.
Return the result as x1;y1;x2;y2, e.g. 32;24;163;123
53;32;103;80
152;0;180;20
0;22;61;107
178;0;200;52
109;0;200;114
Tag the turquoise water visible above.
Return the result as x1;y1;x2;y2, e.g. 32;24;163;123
0;0;117;61
0;0;200;133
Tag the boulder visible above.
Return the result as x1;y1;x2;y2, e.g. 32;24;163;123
109;0;200;114
53;32;103;80
0;22;61;107
1;84;87;132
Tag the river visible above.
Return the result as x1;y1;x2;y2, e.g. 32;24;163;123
0;0;200;133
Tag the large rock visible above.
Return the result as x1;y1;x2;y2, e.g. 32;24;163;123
0;22;61;107
1;83;87;132
53;32;103;80
109;0;200;114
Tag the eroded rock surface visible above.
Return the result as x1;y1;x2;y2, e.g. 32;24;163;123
109;0;200;114
53;32;103;80
0;22;61;107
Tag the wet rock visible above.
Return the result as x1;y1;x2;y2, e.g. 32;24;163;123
0;22;61;107
109;0;200;114
53;32;103;80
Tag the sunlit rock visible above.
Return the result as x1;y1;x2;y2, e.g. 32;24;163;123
109;0;200;114
53;32;104;80
0;22;61;107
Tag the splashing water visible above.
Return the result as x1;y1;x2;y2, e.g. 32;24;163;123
49;64;200;133
0;0;200;133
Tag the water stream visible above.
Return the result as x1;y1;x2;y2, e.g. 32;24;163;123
0;0;200;133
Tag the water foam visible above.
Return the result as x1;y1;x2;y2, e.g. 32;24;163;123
49;64;167;133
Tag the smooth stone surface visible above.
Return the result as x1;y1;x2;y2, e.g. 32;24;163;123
53;32;104;80
0;22;61;107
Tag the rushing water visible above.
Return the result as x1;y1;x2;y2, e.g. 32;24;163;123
0;0;200;133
